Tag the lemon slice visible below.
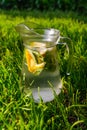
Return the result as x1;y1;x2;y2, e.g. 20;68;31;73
25;49;45;75
30;42;46;48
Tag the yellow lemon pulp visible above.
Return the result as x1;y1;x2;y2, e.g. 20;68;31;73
25;49;45;74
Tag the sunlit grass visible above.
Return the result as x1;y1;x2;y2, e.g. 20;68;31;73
0;9;87;130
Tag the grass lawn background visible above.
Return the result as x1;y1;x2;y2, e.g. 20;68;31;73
0;9;87;130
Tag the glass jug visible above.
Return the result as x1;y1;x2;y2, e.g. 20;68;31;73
15;22;73;103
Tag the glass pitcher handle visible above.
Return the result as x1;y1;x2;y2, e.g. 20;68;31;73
58;36;73;75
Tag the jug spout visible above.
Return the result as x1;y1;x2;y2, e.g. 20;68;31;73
15;23;41;37
15;23;43;47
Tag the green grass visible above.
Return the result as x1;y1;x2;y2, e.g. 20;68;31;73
0;9;87;130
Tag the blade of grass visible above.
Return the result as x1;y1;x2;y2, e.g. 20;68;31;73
70;120;84;130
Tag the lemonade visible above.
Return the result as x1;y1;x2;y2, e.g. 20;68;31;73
21;43;62;102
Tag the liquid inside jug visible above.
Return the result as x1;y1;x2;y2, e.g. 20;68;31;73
21;41;62;103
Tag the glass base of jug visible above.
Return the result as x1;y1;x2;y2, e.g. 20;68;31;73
24;82;62;103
